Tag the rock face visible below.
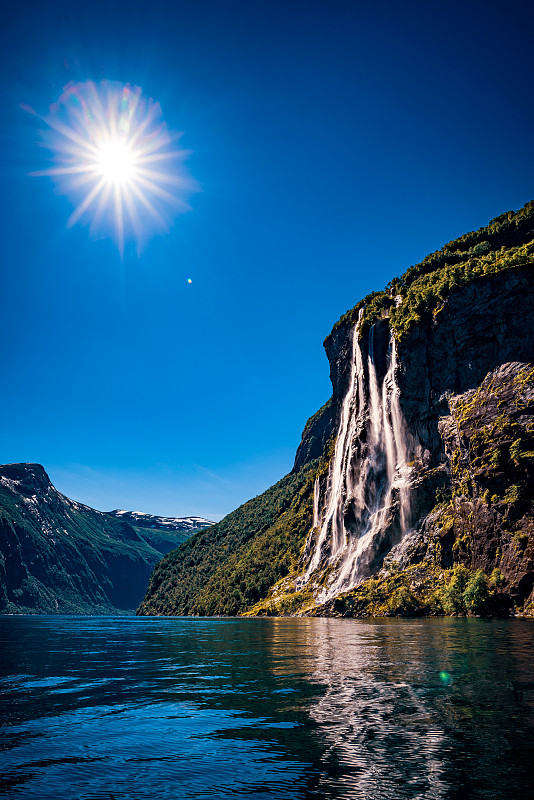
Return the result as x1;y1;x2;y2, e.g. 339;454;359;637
435;362;534;602
396;266;534;600
397;265;534;463
0;464;206;614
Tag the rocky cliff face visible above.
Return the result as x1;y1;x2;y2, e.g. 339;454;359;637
0;464;204;614
398;265;534;463
281;264;534;615
397;265;534;599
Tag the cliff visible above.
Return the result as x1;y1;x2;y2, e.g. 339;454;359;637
138;201;534;618
303;266;534;617
0;463;208;614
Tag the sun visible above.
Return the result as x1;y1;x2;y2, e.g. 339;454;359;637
95;139;139;186
29;80;194;254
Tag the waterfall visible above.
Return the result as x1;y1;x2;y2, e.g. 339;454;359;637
302;317;412;600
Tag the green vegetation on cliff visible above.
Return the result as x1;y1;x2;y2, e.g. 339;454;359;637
431;362;534;608
309;563;510;618
332;200;534;341
442;364;534;513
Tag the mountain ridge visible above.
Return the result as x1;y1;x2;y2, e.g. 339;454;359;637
107;509;213;554
0;463;209;614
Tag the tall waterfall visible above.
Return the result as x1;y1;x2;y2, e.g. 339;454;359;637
302;316;413;600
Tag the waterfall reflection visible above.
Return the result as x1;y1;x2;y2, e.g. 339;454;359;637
266;618;449;798
303;619;449;799
264;617;534;800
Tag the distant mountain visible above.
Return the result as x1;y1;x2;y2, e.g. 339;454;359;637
0;463;211;614
107;510;213;554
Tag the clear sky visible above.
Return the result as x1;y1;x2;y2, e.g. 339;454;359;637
1;0;533;520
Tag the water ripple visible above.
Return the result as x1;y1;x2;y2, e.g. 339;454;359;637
1;616;533;799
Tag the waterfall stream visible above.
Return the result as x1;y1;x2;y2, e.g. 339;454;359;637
302;318;413;601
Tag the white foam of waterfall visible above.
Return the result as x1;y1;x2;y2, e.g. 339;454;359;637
302;317;412;600
305;314;363;579
312;475;320;530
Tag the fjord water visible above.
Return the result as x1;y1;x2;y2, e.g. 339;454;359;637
1;617;534;799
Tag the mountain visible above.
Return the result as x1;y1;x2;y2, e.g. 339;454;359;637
0;463;210;614
138;200;534;618
107;510;213;554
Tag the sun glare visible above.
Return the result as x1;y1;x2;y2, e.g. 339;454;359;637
95;139;138;186
29;80;193;254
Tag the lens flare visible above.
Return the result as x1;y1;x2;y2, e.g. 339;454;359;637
29;80;194;254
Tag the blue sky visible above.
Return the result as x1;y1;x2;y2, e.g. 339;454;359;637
1;0;533;520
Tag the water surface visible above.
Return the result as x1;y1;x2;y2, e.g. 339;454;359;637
1;616;533;799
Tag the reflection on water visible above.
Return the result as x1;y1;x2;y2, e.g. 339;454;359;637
1;617;533;799
288;618;534;798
